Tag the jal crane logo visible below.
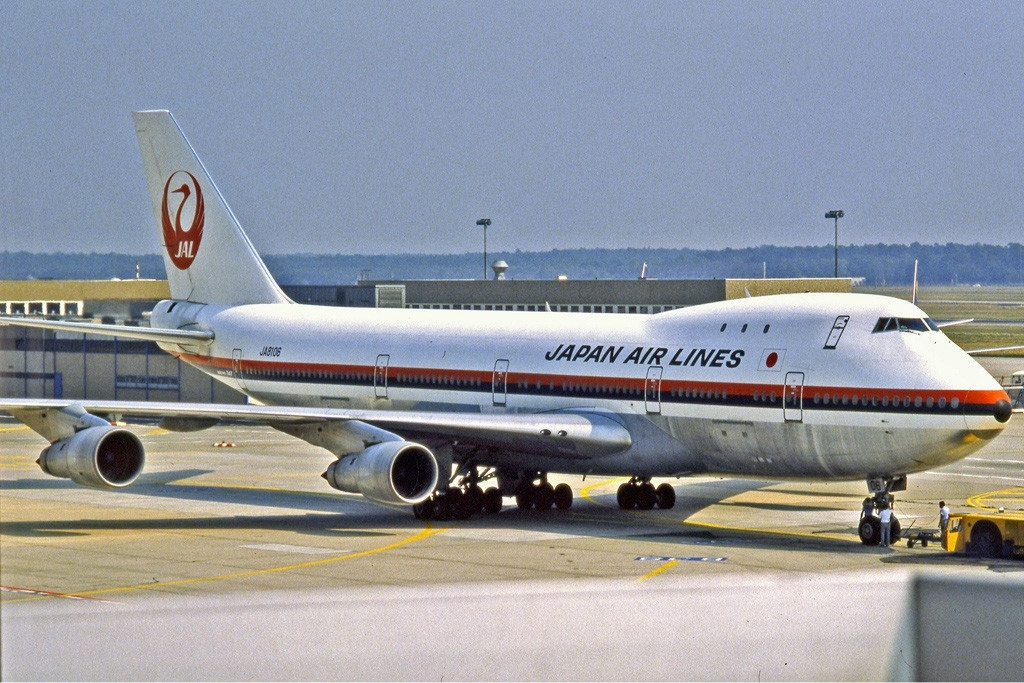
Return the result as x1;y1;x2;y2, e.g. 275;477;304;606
161;170;205;270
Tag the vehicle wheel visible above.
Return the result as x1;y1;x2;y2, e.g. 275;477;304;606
907;539;916;548
483;487;503;514
617;482;636;510
535;482;555;511
553;483;573;510
655;483;676;509
921;539;928;548
636;483;657;510
971;522;1003;558
859;516;881;545
412;499;434;521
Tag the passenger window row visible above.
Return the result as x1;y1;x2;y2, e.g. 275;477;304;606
670;387;729;401
812;393;959;409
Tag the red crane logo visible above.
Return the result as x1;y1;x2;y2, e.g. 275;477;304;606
161;171;205;270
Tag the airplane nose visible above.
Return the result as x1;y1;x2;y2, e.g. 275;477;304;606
993;400;1012;424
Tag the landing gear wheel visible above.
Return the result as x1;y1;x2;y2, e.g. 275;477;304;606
553;483;573;510
636;483;657;510
483;487;503;514
890;517;902;543
859;516;881;545
534;482;555;511
433;494;453;522
412;498;435;521
616;482;637;510
515;484;535;511
655;483;676;510
448;487;472;520
464;485;485;515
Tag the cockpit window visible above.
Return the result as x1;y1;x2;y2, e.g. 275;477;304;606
872;317;936;333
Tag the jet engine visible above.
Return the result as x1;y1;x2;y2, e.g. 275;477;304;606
322;441;439;506
37;426;145;489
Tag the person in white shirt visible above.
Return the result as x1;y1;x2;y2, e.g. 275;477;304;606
879;504;894;547
939;501;951;545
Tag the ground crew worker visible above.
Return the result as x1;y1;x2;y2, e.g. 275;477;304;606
879;503;893;547
939;501;950;546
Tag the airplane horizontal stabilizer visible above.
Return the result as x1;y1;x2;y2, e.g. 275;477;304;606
0;316;213;345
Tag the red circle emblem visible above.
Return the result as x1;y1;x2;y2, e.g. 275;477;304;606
765;352;778;368
160;171;205;270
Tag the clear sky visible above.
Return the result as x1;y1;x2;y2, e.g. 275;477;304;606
2;1;1022;256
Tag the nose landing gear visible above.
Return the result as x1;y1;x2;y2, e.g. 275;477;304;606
858;475;905;545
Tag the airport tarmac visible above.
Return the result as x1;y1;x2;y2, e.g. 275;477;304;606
2;361;1022;680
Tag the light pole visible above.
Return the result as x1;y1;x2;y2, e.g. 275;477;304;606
476;218;491;280
825;210;844;278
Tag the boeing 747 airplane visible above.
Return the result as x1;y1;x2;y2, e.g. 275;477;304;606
1;111;1014;544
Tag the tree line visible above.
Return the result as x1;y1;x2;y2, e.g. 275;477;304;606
3;243;1023;286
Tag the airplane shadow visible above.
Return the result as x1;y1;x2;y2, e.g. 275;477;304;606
2;472;871;555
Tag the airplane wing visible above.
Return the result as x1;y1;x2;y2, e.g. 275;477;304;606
965;345;1024;355
936;318;974;328
0;398;632;460
0;316;213;345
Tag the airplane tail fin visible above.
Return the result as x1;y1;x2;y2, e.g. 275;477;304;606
133;110;289;306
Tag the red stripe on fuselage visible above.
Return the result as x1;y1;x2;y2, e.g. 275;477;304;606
177;352;1009;409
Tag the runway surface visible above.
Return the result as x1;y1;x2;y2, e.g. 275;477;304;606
2;361;1022;679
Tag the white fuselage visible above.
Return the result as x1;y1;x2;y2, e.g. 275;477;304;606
153;292;1010;481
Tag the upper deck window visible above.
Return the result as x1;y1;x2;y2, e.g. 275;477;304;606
872;317;938;333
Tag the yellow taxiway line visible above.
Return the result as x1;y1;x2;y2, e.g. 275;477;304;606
7;522;447;602
966;486;1024;511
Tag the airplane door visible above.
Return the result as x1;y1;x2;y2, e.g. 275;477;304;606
784;372;804;422
492;359;509;406
645;366;663;414
231;348;244;389
374;354;390;398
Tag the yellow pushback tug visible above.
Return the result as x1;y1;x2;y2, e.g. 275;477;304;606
944;511;1024;558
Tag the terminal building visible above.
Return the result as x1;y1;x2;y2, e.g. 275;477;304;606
2;275;851;401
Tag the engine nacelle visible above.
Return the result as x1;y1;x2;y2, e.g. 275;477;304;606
322;441;439;506
37;425;145;489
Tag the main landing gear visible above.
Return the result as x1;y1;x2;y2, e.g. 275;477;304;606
858;475;905;546
411;467;574;521
616;477;676;510
411;468;680;520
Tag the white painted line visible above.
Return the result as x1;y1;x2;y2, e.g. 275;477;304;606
921;472;1024;483
635;556;727;562
241;544;349;555
442;528;578;543
964;458;1024;465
